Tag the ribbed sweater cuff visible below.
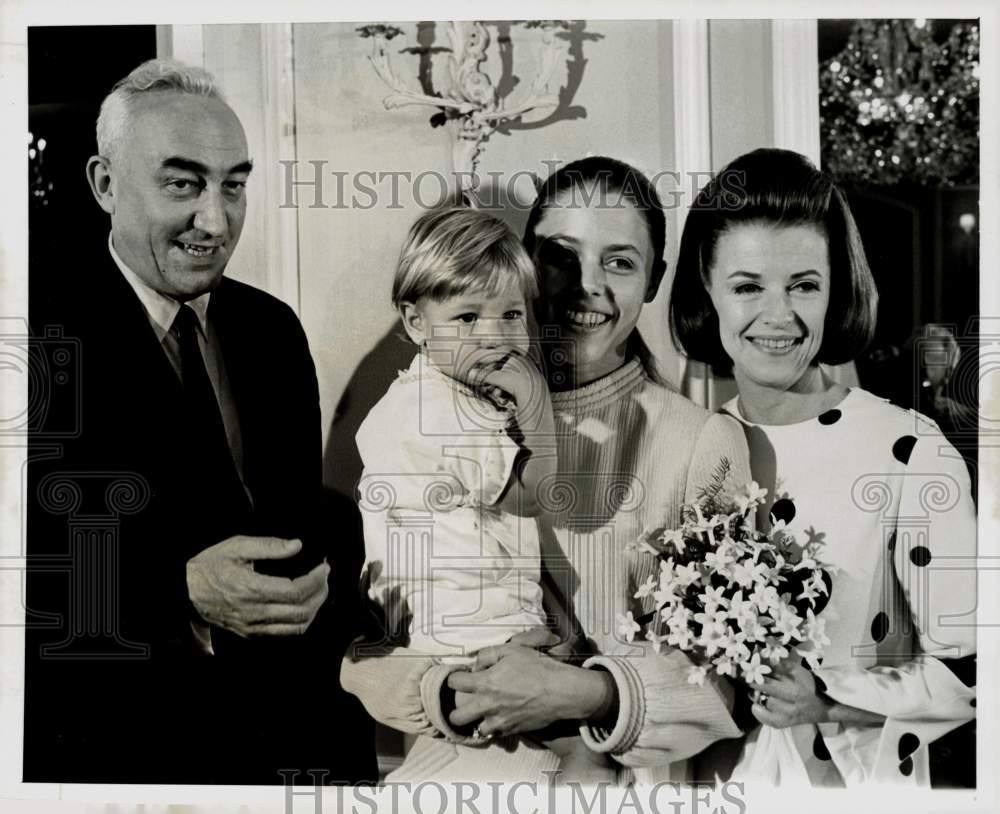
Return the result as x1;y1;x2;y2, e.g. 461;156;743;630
579;656;644;755
420;662;484;745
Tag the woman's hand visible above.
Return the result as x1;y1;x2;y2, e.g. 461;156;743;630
450;628;561;723
749;661;832;728
446;643;615;738
506;626;562;651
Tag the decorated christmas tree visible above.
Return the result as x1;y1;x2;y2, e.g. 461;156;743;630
820;19;979;187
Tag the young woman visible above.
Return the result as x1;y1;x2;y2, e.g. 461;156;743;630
342;157;752;785
670;148;976;786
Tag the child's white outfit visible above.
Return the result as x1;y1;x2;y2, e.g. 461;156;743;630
356;354;546;657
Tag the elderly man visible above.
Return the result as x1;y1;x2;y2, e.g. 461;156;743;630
25;59;375;785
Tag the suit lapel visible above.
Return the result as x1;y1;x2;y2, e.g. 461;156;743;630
207;280;257;495
96;257;183;396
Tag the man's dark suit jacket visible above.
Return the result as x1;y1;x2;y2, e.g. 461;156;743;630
25;246;376;785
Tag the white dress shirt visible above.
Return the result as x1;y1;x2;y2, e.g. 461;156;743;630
108;233;247;484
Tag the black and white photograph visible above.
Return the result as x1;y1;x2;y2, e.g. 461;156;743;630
0;1;995;811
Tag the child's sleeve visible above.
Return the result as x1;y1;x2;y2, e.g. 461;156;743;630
404;379;523;509
355;377;527;654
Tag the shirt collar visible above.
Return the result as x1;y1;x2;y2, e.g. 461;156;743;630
108;232;212;341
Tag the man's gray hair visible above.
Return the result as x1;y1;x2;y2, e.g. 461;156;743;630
96;58;222;162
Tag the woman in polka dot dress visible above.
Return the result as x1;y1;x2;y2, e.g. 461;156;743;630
670;148;976;787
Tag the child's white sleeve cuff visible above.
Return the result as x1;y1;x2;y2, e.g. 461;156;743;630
420;662;489;745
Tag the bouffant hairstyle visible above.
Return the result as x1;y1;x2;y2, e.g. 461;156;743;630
669;148;877;371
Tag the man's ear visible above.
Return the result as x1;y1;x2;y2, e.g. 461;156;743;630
399;302;426;346
86;155;115;215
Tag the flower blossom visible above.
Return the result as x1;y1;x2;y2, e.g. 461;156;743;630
616;611;641;642
645;627;669;654
769;515;789;534
695;616;731;657
760;638;790;664
740;651;773;685
664;605;692;630
714;657;737;678
802;608;831;650
700;585;729;613
660;527;687;553
673;561;702;589
739;615;769;644
727;590;758;627
750;584;781;614
667;625;695;650
736;481;768;515
704;545;736;574
796;580;822;606
634;574;657;601
772;606;803;645
689;503;720;541
723;633;752;663
730;558;768;589
693;607;729;633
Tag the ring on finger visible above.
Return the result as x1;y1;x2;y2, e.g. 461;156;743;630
758;692;770;709
472;726;494;742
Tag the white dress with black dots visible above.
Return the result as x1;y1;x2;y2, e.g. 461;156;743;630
721;388;976;787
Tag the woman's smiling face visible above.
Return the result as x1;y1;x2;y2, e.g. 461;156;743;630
707;222;831;394
531;189;656;386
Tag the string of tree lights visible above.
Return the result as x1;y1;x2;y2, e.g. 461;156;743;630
820;19;979;187
28;131;52;209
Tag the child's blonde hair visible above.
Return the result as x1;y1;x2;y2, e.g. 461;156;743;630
392;207;539;309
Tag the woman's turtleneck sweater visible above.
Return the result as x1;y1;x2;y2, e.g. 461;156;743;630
342;359;752;781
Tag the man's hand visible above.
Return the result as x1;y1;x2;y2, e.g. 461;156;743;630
186;535;330;638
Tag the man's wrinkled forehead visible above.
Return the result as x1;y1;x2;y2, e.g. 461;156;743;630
156;155;254;179
124;91;250;167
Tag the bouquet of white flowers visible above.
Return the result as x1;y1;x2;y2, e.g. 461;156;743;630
620;460;833;687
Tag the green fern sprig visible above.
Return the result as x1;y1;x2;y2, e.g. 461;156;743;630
695;456;732;514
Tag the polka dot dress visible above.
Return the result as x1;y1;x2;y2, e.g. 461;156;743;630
720;388;977;787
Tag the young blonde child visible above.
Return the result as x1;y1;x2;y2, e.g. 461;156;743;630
356;207;613;784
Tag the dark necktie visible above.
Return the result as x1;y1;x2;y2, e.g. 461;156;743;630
172;304;251;526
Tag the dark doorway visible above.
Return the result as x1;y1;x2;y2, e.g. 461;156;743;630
28;26;157;317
